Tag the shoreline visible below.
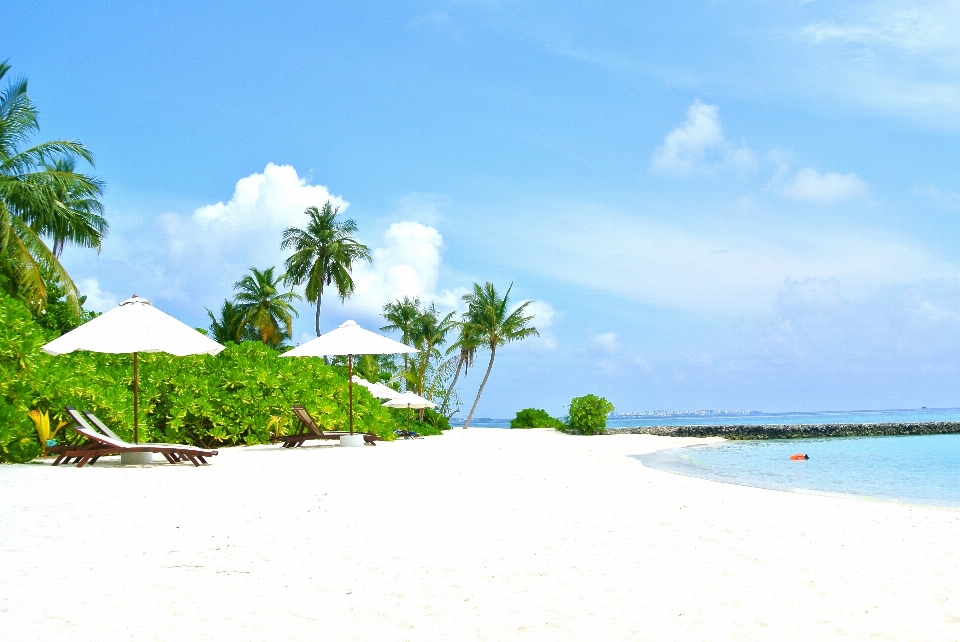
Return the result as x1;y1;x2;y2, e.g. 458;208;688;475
607;421;960;439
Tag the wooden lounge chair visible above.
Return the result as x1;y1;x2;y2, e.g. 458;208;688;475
53;407;218;467
276;405;378;448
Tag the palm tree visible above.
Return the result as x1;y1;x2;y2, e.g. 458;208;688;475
408;304;455;416
233;267;301;347
440;320;479;417
205;299;248;344
0;60;106;312
381;296;422;391
281;201;371;338
461;283;538;429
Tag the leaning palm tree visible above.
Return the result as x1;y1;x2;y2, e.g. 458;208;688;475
381;296;422;391
0;60;106;312
410;304;455;397
461;283;538;429
233;267;301;347
281;201;372;338
439;320;480;417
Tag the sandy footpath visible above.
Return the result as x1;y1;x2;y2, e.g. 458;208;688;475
1;428;959;641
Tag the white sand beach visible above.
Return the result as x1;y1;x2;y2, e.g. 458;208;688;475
2;429;959;641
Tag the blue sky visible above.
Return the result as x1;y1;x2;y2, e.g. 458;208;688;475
8;1;960;416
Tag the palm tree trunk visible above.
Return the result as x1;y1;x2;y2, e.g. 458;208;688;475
315;288;329;365
463;347;495;429
440;355;464;416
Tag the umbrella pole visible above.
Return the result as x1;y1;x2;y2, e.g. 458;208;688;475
133;351;139;443
348;353;354;435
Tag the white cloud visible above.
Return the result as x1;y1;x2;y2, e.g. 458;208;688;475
590;331;620;354
652;101;724;175
781;168;867;202
345;222;448;316
158;163;347;305
78;278;119;312
796;2;960;125
494;208;955;316
522;300;558;351
652;100;757;176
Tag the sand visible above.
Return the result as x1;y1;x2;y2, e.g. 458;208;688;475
1;428;959;641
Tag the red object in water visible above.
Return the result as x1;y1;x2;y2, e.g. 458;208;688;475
789;453;809;460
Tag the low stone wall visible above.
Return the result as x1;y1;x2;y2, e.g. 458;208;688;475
606;422;960;440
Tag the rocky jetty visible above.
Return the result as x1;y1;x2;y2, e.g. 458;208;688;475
606;422;960;439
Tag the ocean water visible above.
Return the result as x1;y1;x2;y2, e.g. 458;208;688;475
638;434;960;508
452;407;960;429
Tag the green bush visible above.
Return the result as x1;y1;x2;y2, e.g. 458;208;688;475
510;408;562;429
0;292;404;462
565;394;614;435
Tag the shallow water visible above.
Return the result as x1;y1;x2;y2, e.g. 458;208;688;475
453;407;960;429
638;434;960;508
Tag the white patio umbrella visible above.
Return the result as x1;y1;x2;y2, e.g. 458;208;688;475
280;320;416;435
351;376;402;400
382;392;436;434
41;295;225;443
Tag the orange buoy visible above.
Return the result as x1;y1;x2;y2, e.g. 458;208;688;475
789;453;809;461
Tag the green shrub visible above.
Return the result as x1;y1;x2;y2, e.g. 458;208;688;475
510;408;561;429
565;394;614;435
0;291;404;462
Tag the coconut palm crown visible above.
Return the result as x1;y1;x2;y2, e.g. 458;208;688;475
281;201;372;337
461;282;538;429
233;267;301;347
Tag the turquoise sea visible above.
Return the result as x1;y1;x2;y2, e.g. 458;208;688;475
454;406;960;429
638;434;960;508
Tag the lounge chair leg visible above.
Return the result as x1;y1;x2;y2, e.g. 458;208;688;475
196;455;207;465
162;452;176;464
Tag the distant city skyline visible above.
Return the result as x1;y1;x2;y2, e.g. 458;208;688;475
7;1;960;416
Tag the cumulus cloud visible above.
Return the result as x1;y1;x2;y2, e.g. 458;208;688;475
157;163;347;305
590;331;620;354
78;278;119;312
781;168;868;202
344;221;466;317
652;100;757;176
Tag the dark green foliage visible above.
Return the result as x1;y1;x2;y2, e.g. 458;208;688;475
419;407;450;433
0;292;404;462
510;407;562;429
565;394;614;435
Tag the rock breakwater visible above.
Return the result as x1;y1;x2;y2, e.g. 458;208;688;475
607;422;960;439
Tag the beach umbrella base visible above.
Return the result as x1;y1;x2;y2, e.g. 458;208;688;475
340;434;366;447
120;452;155;465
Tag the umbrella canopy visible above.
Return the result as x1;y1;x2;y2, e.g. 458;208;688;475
42;295;224;356
351;376;401;400
281;320;416;434
282;320;417;358
41;295;225;442
381;392;436;409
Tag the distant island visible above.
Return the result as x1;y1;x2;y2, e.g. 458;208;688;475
610;410;760;418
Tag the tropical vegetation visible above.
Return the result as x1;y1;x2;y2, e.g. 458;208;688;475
0;290;405;463
510;407;563;429
0;61;106;315
564;394;615;435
